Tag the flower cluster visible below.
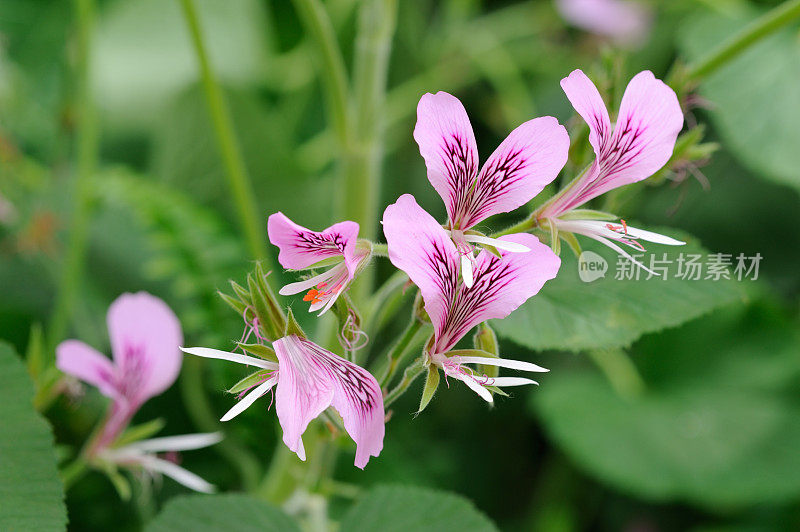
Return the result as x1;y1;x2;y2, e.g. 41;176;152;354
61;68;684;484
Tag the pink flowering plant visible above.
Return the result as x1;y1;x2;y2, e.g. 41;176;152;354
11;1;798;529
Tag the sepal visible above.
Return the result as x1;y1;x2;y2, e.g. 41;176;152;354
284;308;307;338
418;365;440;414
113;419;166;448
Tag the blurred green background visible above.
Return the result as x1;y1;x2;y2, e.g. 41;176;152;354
1;0;799;530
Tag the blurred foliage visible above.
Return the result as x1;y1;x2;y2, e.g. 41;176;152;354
0;0;798;530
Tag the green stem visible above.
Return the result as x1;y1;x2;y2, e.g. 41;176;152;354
291;0;351;145
179;0;266;262
60;457;89;490
48;0;98;349
371;243;388;257
585;348;645;399
683;0;800;82
383;358;425;408
378;318;424;387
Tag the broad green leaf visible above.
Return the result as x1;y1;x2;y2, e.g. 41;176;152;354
340;485;498;532
0;342;66;530
678;7;800;192
146;494;299;532
494;228;746;351
533;304;800;507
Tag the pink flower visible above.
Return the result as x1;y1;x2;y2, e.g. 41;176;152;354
382;194;559;401
414;91;569;285
540;70;685;270
57;292;183;451
555;0;653;47
56;292;221;492
181;335;384;469
268;212;370;315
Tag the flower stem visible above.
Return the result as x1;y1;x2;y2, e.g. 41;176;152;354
60;457;89;490
383;358;425;408
585;348;645;399
378;318;424;387
179;0;267;262
48;0;98;349
682;0;800;83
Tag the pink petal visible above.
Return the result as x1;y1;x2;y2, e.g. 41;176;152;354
267;212;361;277
382;194;459;344
413;91;480;228
594;70;683;195
560;69;612;159
556;0;652;46
457;116;569;229
273;336;384;468
559;70;683;209
435;233;561;353
107;292;183;403
56;340;117;398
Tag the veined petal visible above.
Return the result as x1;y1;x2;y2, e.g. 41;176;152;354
489;377;539;387
593;70;683;195
560;70;683;208
456;355;549;373
180;347;278;370
273;335;384;469
383;194;460;343
56;340;117;398
221;376;278;422
107;292;183;403
268;213;361;277
623;225;685;245
120;433;223;453
278;268;338;295
561;69;612;159
413;91;479;227
457;116;569;229
136;454;216;494
435;233;561;353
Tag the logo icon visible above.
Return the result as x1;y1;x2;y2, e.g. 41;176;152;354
578;251;608;283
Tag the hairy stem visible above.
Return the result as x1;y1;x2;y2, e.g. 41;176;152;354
179;0;267;262
378;318;424;387
384;358;426;408
49;0;98;349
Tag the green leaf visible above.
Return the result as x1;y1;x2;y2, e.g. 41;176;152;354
0;342;66;530
146;494;299;532
678;7;800;192
533;304;800;507
340;485;498;532
494;228;746;351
